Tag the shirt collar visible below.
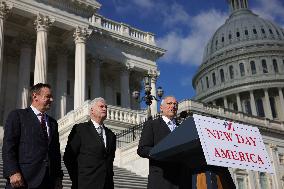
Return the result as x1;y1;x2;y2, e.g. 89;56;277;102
30;105;43;116
91;119;102;129
162;116;175;125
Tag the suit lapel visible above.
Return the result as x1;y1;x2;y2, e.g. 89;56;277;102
104;126;112;152
27;107;44;138
88;121;106;149
159;117;171;134
47;115;54;145
27;107;49;142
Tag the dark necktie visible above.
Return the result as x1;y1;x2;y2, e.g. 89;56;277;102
39;113;48;140
97;125;105;145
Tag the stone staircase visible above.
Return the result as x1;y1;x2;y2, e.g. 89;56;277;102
0;152;147;189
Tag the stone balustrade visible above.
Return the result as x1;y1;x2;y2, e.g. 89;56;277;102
178;99;284;132
57;99;147;151
89;14;155;45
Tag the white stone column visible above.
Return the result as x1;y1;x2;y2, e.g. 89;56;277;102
105;82;113;104
269;144;281;189
249;90;257;116
278;88;284;121
17;36;33;108
248;171;257;189
236;93;242;112
55;47;68;119
0;2;10;96
91;58;102;98
73;26;89;109
223;96;228;108
264;89;273;119
150;74;158;116
120;67;130;108
34;14;53;84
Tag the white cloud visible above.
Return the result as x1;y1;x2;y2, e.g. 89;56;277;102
251;0;284;27
161;3;191;27
157;9;227;65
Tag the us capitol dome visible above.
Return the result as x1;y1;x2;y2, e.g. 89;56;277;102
192;0;284;121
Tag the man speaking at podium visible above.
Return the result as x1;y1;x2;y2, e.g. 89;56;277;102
137;96;188;189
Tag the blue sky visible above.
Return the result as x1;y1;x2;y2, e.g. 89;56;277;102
98;0;284;101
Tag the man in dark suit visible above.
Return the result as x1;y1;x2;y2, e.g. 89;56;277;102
137;96;188;189
63;97;116;189
2;83;63;189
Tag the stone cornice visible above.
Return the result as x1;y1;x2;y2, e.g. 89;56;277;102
91;28;166;58
0;1;12;19
6;0;89;29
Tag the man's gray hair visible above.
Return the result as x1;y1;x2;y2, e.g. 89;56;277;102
89;97;107;113
160;95;176;106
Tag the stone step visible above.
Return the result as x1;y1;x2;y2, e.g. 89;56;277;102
0;155;147;189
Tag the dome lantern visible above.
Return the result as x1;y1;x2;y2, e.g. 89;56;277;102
228;0;249;12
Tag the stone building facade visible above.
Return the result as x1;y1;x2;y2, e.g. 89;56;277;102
0;0;165;126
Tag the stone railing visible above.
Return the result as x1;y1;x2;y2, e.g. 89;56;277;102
89;14;155;45
58;100;147;133
106;105;147;125
178;99;284;133
57;99;147;151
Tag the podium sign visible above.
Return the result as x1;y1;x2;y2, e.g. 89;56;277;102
193;114;274;173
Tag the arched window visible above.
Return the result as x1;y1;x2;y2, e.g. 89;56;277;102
250;61;256;74
200;80;204;90
256;99;265;117
212;73;216;86
261;28;265;34
273;59;279;73
270;97;277;118
233;102;238;111
236;31;240;37
259;172;269;189
239;63;245;76
220;69;225;82
206;77;209;88
245;29;248;35
269;29;273;34
253;28;257;34
244;100;252;114
229;65;234;79
262;59;268;73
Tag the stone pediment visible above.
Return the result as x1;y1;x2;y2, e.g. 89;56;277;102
35;0;101;18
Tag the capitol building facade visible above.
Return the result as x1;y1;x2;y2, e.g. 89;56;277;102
0;0;283;189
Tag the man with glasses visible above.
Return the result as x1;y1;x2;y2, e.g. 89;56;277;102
137;96;187;189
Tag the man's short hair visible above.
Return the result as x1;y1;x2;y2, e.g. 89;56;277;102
89;97;107;113
160;95;176;106
30;83;51;100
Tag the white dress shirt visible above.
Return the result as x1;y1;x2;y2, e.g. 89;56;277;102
91;119;106;147
30;105;50;136
162;116;177;132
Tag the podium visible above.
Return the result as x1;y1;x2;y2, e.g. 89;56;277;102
149;116;236;189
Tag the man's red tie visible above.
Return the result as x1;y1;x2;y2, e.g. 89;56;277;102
40;113;48;140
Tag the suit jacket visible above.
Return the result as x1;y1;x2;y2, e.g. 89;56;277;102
137;117;189;189
2;107;63;188
63;121;116;189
